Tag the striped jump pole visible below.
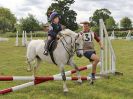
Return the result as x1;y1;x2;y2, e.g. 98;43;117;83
54;62;101;77
0;76;100;81
0;62;101;81
0;76;100;94
0;62;101;94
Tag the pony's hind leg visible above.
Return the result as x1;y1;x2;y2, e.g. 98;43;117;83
33;57;41;76
27;58;33;72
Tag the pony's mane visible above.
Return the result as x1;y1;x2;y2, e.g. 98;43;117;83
61;29;77;37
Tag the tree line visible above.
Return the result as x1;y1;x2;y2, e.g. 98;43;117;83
0;0;132;34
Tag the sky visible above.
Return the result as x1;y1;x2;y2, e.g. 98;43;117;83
0;0;133;24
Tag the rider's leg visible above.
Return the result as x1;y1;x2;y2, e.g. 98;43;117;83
90;54;100;75
84;51;99;79
44;36;53;55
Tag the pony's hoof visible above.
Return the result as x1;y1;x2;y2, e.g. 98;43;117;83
77;79;82;84
27;68;32;72
63;88;69;93
89;79;94;85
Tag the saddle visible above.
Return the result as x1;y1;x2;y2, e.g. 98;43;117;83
45;40;58;65
48;40;58;52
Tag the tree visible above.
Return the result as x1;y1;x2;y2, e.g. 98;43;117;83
91;8;111;26
120;17;132;29
0;7;16;33
91;26;99;34
89;8;116;34
105;17;116;30
46;0;78;31
19;14;41;33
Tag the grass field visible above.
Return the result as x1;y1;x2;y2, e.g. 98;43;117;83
0;38;133;99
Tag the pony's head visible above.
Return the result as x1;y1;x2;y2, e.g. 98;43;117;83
61;29;84;57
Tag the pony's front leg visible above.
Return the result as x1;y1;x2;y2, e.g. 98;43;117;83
60;66;68;93
69;61;82;84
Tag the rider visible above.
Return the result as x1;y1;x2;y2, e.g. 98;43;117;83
44;12;62;55
79;21;104;79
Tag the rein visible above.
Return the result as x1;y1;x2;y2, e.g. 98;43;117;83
60;34;83;63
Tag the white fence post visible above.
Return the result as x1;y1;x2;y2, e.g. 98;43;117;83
99;19;116;74
15;31;19;46
99;19;104;74
126;30;131;40
22;31;25;46
24;31;27;47
30;31;32;41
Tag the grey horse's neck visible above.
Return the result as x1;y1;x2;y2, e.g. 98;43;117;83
59;34;75;48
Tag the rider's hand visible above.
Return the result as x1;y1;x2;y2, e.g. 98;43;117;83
56;35;61;39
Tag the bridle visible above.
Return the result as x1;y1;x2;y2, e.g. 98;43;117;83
60;34;83;63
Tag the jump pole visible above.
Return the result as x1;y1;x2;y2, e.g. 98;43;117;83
0;76;100;82
0;76;100;94
0;63;101;94
0;62;101;81
54;62;101;77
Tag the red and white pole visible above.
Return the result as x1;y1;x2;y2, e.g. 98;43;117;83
0;63;101;94
0;62;101;81
0;76;100;94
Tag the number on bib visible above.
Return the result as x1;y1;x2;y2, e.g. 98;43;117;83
83;33;92;42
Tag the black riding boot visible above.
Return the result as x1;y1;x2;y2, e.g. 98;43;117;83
44;39;52;55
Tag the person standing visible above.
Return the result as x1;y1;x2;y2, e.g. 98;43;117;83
79;21;104;79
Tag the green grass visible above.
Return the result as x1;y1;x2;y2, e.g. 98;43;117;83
0;38;133;99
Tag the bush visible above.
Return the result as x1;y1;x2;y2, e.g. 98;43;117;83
0;31;47;38
108;31;133;38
